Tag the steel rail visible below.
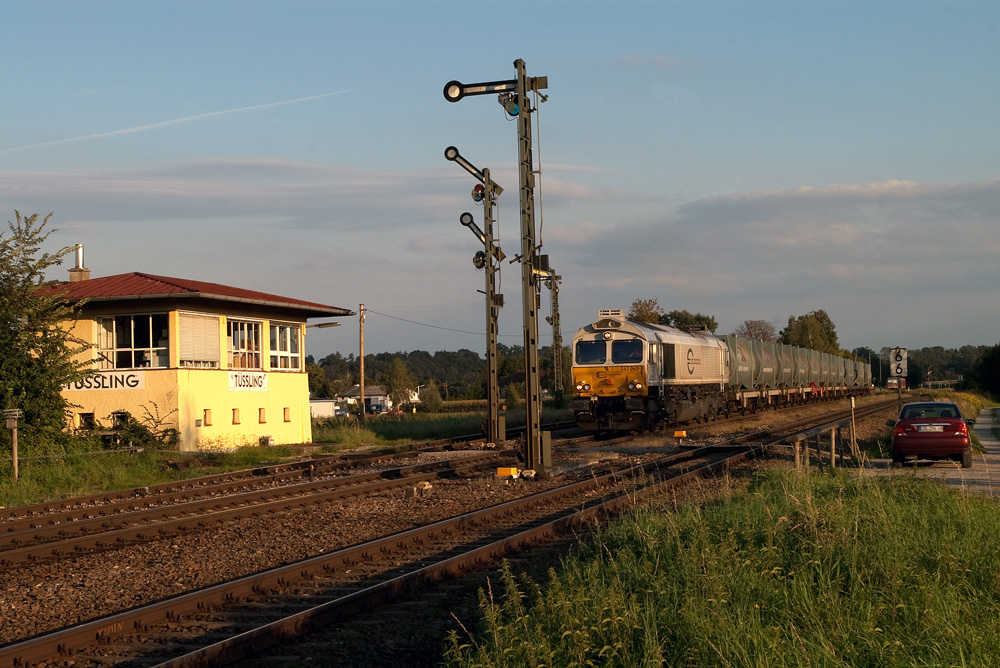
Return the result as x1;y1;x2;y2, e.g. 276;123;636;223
0;404;891;666
151;448;750;668
0;446;719;668
0;452;509;568
0;420;581;525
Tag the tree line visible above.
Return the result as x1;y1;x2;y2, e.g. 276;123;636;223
306;342;571;407
307;297;1000;405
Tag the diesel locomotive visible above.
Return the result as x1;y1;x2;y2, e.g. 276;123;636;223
571;309;872;432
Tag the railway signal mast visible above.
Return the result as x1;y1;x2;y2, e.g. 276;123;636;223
544;269;563;405
444;59;549;473
445;146;506;447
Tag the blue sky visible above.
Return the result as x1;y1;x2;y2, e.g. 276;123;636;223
3;1;998;360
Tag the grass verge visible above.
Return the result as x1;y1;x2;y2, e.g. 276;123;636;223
0;445;296;508
443;469;1000;667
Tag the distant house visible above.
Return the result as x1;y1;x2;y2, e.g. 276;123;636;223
309;398;342;419
46;261;353;450
337;384;390;414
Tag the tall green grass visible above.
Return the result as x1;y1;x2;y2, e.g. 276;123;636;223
0;444;297;507
443;471;1000;667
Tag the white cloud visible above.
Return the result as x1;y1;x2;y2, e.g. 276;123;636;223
4;161;998;353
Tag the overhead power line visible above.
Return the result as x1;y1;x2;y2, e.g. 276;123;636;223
363;309;551;340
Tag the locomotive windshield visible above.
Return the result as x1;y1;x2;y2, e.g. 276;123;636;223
575;340;607;365
611;339;644;363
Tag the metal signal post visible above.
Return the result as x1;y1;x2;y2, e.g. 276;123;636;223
444;59;549;473
513;59;548;474
446;147;505;447
544;271;563;405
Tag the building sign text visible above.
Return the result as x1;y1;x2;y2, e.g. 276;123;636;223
64;372;146;391
229;371;268;392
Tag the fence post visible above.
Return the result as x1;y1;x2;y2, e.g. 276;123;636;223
793;436;801;471
829;427;837;469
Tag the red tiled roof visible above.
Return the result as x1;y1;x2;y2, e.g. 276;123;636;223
42;272;354;317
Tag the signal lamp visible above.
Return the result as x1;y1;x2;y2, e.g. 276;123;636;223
498;93;519;116
473;251;487;270
472;184;485;202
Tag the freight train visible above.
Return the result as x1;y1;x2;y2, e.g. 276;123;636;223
571;309;872;432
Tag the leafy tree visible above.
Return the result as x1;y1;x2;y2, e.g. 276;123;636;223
419;381;444;412
905;344;990;388
779;310;839;354
378;357;417;409
0;212;90;448
661;309;718;333
969;343;1000;397
497;343;525;378
627;298;663;324
504;382;524;410
306;362;333;398
539;343;571;404
733;319;777;341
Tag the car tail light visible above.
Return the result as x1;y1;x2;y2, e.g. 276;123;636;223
893;424;907;437
955;421;969;436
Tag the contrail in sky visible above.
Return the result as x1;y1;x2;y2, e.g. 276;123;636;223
2;90;351;153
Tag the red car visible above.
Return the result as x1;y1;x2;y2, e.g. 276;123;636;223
887;401;975;468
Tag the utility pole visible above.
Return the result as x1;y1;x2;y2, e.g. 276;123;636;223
444;59;549;473
359;303;366;422
445;148;506;446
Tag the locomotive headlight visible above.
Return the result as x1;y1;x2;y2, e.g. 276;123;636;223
628;382;635;390
584;383;591;391
635;382;643;390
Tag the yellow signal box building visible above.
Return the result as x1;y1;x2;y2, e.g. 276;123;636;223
53;269;353;451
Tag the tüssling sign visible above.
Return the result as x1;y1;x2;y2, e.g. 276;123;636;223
64;372;146;391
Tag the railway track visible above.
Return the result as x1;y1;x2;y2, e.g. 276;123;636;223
0;403;884;668
0;429;611;569
0;451;514;569
0;420;581;526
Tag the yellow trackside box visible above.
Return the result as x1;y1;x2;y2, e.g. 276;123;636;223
496;467;519;477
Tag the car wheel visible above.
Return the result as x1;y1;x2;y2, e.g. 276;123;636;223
962;449;972;469
891;450;904;469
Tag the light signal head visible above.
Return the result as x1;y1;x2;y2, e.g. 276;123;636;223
473;251;487;270
499;93;519;116
471;184;485;202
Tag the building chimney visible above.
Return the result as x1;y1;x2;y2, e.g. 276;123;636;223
68;244;90;283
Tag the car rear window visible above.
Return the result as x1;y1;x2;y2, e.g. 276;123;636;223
901;405;960;420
